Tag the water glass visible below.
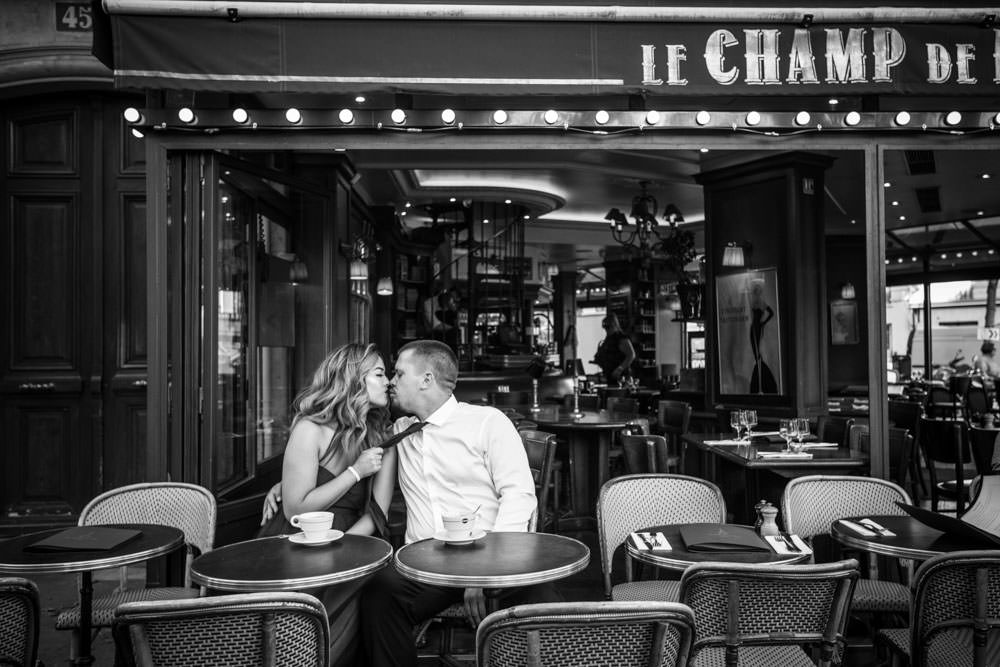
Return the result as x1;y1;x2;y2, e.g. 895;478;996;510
730;411;742;441
745;410;758;439
796;417;810;444
778;418;794;452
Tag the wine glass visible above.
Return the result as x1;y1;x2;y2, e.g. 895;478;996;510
779;418;794;452
794;417;810;452
730;411;742;441
745;410;758;441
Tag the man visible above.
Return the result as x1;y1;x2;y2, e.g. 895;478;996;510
360;339;558;667
592;313;636;383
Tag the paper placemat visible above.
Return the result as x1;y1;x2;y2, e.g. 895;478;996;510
629;531;671;551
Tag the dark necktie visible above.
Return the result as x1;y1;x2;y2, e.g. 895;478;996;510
366;420;426;539
378;420;427;449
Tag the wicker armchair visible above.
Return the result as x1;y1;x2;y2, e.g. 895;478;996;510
56;482;217;658
112;591;329;667
878;550;1000;667
476;601;695;667
781;475;912;616
597;474;726;602
680;559;859;667
0;577;40;667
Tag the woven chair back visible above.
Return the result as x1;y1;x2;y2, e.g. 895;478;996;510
80;482;216;559
781;475;911;540
0;577;39;667
910;550;1000;667
680;559;859;667
112;592;329;667
476;601;695;667
597;475;725;597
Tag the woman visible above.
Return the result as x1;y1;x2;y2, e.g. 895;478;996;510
259;342;396;665
593;313;636;384
748;280;778;394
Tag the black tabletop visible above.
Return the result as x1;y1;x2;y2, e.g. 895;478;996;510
626;523;809;572
395;532;590;588
683;433;868;469
0;524;184;574
531;406;638;430
831;515;994;561
190;534;392;592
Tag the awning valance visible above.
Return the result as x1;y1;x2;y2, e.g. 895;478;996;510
97;2;1000;97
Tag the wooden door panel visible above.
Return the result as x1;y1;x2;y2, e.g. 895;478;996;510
6;193;79;373
8;109;78;175
102;392;147;489
2;398;84;517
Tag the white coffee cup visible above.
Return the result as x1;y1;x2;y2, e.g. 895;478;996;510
441;511;477;540
290;511;334;541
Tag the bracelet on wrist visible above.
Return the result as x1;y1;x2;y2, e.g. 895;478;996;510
346;466;362;483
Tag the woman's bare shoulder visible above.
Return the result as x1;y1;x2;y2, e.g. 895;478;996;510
287;418;333;449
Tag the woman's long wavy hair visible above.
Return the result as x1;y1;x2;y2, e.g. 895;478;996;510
292;343;391;465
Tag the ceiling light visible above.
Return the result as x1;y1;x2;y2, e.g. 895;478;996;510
840;282;856;299
338;109;354;124
844;111;861;126
441;109;456;124
850;219;856;224
400;211;406;216
990;249;997;255
956;252;963;258
891;201;899;206
940;253;947;259
700;147;709;153
449;197;456;202
544;109;559;125
130;128;144;139
645;110;661;125
884;182;891;187
123;107;142;123
899;215;906;221
504;199;512;204
404;202;411;208
745;111;761;126
982;173;992;179
177;107;196;124
894;110;911;126
595;110;610;125
231;108;249;124
828;98;839;106
493;110;508;124
695;110;711;126
355;95;366;104
794;111;811;126
376;277;393;295
944;111;962;126
977;210;984;215
972;250;979;256
482;219;490;224
390;108;406;124
911;256;917;261
285;108;301;124
523;214;530;220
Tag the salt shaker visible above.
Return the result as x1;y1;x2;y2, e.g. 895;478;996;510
753;499;768;533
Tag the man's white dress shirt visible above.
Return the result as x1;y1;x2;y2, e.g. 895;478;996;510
395;396;536;544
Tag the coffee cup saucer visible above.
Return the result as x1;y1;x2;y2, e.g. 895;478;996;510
434;528;486;546
288;529;344;547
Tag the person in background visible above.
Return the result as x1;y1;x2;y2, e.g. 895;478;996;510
360;339;559;667
974;340;1000;379
592;312;636;384
421;287;460;352
258;343;397;666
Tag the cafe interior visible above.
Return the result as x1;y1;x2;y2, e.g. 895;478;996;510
3;1;1000;665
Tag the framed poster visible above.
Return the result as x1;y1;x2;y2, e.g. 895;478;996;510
829;299;860;345
715;268;783;396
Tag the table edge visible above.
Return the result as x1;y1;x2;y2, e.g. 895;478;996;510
830;522;936;560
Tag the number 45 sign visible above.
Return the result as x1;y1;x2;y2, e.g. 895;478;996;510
56;3;93;32
979;327;1000;342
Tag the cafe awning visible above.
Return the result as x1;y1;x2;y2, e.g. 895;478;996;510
97;1;1000;97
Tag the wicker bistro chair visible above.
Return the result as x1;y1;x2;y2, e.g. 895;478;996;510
878;550;1000;667
781;475;912;616
56;482;217;657
475;601;696;667
0;577;40;667
597;474;726;602
112;591;329;667
680;559;860;667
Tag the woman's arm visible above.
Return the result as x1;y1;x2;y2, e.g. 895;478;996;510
346;446;398;535
612;336;636;379
281;420;359;519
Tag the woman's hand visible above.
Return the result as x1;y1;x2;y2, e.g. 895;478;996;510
351;446;385;479
260;482;282;526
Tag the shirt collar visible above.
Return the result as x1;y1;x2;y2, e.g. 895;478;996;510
424;395;458;427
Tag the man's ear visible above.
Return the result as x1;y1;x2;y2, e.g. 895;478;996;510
419;371;434;388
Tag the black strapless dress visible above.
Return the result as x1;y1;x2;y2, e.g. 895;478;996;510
257;466;366;537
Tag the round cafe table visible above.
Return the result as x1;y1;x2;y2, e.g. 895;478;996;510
831;515;991;561
530;405;638;524
626;523;810;573
0;524;184;666
394;531;589;591
190;534;392;592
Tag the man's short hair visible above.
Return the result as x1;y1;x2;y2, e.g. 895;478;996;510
399;339;459;391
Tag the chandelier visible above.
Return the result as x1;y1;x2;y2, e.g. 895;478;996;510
605;181;684;255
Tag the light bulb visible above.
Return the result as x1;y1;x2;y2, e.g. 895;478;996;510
645;110;661;125
441;109;456;124
745;111;761;126
595;110;610;125
231;108;249;124
285;108;301;124
123;107;142;123
695;110;711;126
338;109;354;124
390;109;406;124
177;107;196;124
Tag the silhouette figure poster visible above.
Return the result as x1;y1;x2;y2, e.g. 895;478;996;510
715;268;783;395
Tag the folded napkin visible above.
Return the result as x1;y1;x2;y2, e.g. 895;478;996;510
629;531;672;552
858;518;896;537
703;439;745;446
764;534;813;555
800;442;839;449
757;452;814;460
837;519;878;537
